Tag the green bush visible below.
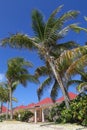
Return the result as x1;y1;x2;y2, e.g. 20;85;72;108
48;93;87;126
0;114;6;121
48;101;65;122
13;109;34;122
0;114;10;121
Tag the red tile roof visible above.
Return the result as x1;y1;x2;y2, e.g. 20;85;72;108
13;92;77;110
14;105;26;111
56;92;77;103
14;103;35;111
2;106;8;113
35;97;53;107
35;92;77;106
25;103;35;109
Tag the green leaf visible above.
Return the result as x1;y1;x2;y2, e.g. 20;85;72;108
50;80;60;101
70;24;87;33
32;10;45;41
37;77;52;100
2;33;36;50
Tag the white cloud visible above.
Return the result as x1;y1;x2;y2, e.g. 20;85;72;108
0;74;6;82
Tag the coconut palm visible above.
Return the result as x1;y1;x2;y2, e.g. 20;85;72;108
1;5;87;108
6;57;38;119
0;82;18;119
0;85;8;113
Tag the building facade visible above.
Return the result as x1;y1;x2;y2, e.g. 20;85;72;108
13;92;77;123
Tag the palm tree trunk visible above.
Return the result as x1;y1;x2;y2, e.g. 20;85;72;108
9;86;13;120
37;43;70;108
6;101;9;120
0;102;3;113
50;60;70;108
45;54;70;109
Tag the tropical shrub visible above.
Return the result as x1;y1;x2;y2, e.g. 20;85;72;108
0;114;10;121
13;109;34;122
48;93;87;126
0;114;6;121
48;101;65;122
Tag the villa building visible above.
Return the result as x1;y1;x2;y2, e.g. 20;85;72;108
13;92;77;123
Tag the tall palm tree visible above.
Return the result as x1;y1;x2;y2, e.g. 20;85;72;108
1;6;87;108
6;57;37;119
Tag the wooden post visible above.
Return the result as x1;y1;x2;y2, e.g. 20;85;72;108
42;108;45;122
35;109;37;123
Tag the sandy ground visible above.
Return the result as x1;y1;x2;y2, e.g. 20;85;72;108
0;121;87;130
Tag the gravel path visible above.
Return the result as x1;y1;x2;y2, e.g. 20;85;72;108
0;121;87;130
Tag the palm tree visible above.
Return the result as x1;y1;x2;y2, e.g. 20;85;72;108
1;6;87;108
0;82;18;120
0;85;8;113
6;57;37;119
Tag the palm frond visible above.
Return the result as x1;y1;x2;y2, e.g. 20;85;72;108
11;81;19;91
67;80;83;89
70;24;87;33
50;80;60;101
8;57;33;68
1;33;36;50
77;82;87;92
35;66;51;77
56;46;87;73
12;97;18;102
44;5;63;39
44;10;79;43
37;77;52;100
58;41;80;49
18;74;39;86
32;10;45;41
50;41;80;58
27;74;39;83
58;23;87;38
81;73;87;81
66;54;87;78
59;10;79;22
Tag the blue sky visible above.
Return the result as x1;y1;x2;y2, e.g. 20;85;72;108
0;0;87;107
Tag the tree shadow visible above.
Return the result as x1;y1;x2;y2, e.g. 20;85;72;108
40;122;55;126
76;127;87;130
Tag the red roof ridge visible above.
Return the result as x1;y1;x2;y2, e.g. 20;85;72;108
56;92;77;103
35;97;53;107
25;103;35;108
13;92;77;111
